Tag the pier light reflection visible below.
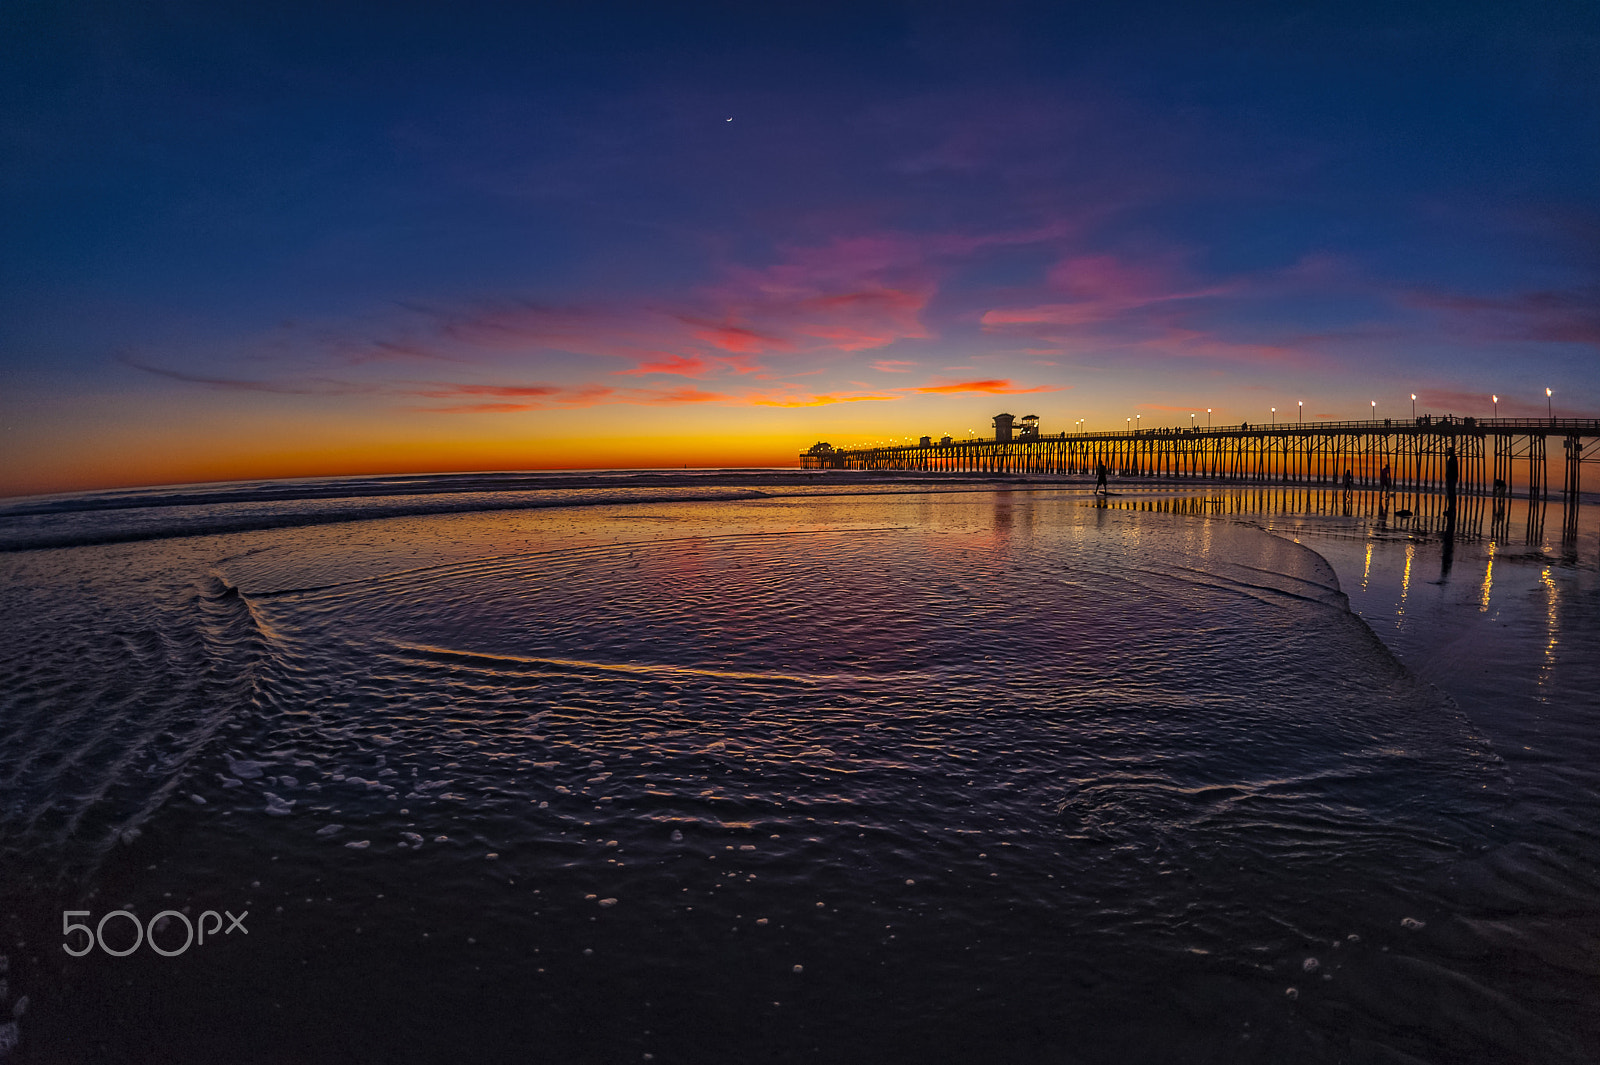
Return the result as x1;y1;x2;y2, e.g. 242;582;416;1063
1479;540;1495;612
1539;566;1560;688
1399;542;1414;621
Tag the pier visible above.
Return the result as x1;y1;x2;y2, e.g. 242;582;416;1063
802;415;1599;504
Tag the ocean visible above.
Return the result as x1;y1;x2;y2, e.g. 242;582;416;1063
1;471;1596;1064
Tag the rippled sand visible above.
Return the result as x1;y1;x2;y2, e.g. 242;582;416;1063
1;486;1596;1063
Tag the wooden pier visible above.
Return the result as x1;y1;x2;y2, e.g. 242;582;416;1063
801;417;1599;503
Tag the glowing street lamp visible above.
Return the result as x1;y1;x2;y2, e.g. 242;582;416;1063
1206;408;1212;428
1547;387;1553;420
1370;400;1376;420
1136;413;1141;431
1492;394;1498;418
1270;406;1276;426
1190;413;1196;429
1411;393;1416;420
1298;400;1303;424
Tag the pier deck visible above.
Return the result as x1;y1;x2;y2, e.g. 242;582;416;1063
802;418;1600;502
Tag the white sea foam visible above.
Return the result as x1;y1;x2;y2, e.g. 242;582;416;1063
224;755;265;780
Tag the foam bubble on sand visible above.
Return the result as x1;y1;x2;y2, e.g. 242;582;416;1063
401;832;423;846
433;835;449;843
315;824;342;837
345;840;370;849
671;829;683;842
1285;987;1298;1000
277;775;298;789
225;755;265;780
264;793;295;816
599;898;617;907
1303;958;1320;972
1401;917;1426;930
792;965;803;973
189;794;206;804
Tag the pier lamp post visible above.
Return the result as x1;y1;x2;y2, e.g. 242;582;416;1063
1370;400;1376;421
1298;401;1303;424
1126;417;1131;432
1190;413;1195;429
1411;394;1416;420
1547;387;1553;420
1271;406;1276;425
1493;395;1498;418
1207;408;1211;427
1136;414;1141;431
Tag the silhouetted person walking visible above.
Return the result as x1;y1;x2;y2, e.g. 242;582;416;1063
1379;464;1390;493
1444;445;1459;539
1095;462;1108;494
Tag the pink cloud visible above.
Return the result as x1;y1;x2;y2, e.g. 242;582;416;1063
982;254;1235;330
410;401;544;414
612;354;711;377
679;318;793;354
630;386;730;404
751;391;900;407
407;382;620;411
904;378;1065;395
404;380;732;412
1413;388;1546;417
872;359;918;372
1405;286;1600;347
413;383;568;398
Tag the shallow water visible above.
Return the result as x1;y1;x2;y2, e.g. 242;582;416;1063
1;480;1596;1063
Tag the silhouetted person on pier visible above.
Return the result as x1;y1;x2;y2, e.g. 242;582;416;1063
1094;462;1108;494
1379;464;1391;493
1342;468;1354;492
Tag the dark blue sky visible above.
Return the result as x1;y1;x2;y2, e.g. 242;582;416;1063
3;1;1596;492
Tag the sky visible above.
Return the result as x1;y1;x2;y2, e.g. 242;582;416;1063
2;0;1598;496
